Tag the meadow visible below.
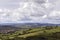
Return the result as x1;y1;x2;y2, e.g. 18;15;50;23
0;26;60;40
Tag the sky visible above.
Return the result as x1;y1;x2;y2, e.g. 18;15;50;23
0;0;60;24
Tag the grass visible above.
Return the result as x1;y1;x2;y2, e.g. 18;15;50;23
14;27;59;39
0;26;60;40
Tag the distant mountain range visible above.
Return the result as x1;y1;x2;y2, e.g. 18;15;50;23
0;23;60;27
0;23;60;33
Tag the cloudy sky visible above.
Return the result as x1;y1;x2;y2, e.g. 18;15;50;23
0;0;60;24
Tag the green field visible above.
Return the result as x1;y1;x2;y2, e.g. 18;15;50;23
0;26;60;40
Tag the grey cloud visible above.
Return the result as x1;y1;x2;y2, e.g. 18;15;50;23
0;0;20;9
0;0;60;24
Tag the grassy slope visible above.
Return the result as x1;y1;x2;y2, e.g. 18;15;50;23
0;26;60;40
18;27;60;38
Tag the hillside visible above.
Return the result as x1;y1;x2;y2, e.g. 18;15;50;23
0;26;60;40
0;23;59;33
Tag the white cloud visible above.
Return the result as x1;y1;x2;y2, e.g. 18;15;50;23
0;0;60;24
48;10;60;20
0;0;47;23
0;9;3;12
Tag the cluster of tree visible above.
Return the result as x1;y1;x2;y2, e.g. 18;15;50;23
0;26;60;40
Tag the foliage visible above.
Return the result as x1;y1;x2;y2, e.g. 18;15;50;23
0;26;60;40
